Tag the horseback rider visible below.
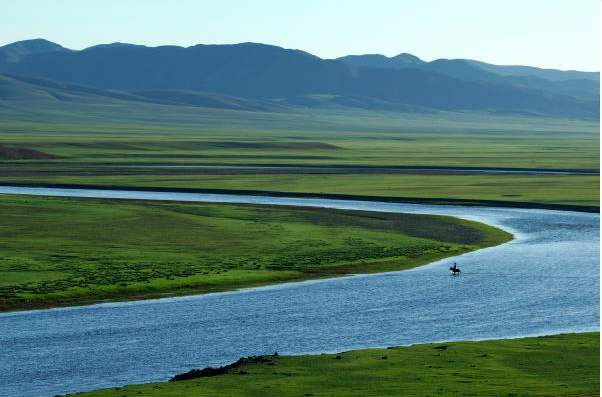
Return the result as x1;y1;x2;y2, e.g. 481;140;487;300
449;262;460;275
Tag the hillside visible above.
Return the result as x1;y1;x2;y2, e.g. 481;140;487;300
0;39;598;118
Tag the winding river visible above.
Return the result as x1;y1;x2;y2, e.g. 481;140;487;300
0;187;599;397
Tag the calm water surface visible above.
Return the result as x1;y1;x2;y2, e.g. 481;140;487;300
0;187;598;397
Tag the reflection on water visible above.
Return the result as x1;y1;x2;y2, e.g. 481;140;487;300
0;187;599;397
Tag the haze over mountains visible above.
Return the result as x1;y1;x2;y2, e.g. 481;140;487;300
0;39;598;118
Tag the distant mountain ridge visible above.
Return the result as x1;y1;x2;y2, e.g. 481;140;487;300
338;54;599;103
337;52;599;82
0;39;598;118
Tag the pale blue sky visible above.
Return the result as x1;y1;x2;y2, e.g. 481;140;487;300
1;0;599;71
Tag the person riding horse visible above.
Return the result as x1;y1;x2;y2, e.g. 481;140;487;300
449;262;461;275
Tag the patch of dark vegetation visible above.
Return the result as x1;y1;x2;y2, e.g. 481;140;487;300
170;354;276;382
0;144;57;160
292;208;488;245
0;257;221;303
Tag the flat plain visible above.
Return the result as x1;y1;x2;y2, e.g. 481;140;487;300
0;103;598;208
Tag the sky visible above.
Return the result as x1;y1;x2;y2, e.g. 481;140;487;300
1;0;599;71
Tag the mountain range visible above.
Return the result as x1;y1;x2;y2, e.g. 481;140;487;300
0;39;598;118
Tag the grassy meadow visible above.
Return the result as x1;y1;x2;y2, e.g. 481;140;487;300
0;194;511;311
65;332;600;397
0;104;598;208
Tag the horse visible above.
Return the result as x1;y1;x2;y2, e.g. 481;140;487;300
449;263;461;276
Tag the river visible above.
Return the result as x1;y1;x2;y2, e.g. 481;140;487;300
0;186;598;397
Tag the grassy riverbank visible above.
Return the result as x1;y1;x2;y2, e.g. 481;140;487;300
0;194;511;311
65;332;600;397
2;182;597;212
2;171;599;210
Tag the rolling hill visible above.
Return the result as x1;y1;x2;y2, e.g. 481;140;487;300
0;73;287;112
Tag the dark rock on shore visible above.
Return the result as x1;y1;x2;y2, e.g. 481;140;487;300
169;354;276;382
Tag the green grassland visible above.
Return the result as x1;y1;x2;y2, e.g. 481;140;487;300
0;194;511;311
2;114;599;168
66;332;600;397
1;110;598;169
0;104;598;208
